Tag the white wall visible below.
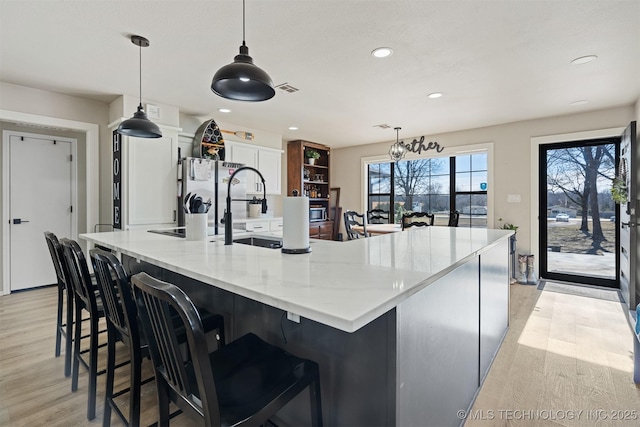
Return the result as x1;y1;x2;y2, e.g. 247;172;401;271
331;105;636;253
0;82;108;292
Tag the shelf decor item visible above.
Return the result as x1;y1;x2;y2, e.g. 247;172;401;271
193;119;225;160
305;149;320;165
117;35;162;139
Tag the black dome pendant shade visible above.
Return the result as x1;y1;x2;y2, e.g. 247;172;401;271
211;0;275;102
118;35;162;138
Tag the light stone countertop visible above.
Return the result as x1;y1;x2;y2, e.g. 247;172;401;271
80;227;512;333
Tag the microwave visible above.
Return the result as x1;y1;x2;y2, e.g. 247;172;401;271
309;207;327;222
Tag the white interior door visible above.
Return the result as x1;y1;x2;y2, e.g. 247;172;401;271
619;121;637;307
8;134;73;291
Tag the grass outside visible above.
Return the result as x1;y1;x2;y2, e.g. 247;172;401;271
546;218;616;254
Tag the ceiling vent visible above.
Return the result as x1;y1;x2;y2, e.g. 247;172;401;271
275;83;299;93
374;124;392;129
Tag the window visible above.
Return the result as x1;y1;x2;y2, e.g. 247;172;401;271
367;152;487;227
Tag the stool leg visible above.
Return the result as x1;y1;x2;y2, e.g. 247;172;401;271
87;315;98;420
55;284;63;357
130;349;142;427
103;331;115;427
71;304;82;392
64;289;74;377
157;377;170;427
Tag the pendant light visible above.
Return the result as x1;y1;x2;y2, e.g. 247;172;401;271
211;0;275;102
117;35;162;139
389;127;406;162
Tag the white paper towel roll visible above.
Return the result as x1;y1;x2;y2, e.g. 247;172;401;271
282;196;311;254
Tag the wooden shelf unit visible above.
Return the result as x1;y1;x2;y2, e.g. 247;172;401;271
287;140;334;240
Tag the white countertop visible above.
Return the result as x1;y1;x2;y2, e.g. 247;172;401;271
80;227;512;333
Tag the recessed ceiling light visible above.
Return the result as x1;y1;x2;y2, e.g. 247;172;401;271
218;108;231;113
571;55;597;65
428;92;443;99
570;100;589;106
288;126;298;131
371;47;393;58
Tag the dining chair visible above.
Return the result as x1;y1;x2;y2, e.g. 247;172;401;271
344;211;368;240
367;209;390;224
60;238;107;421
44;231;75;377
132;272;323;427
448;210;460;227
401;212;435;230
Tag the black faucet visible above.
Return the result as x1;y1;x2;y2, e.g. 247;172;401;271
224;166;268;245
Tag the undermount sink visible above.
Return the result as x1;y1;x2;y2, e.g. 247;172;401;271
233;236;283;249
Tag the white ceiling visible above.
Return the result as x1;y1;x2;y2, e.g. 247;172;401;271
1;0;639;148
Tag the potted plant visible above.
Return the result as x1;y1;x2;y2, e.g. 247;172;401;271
497;218;518;233
305;149;321;165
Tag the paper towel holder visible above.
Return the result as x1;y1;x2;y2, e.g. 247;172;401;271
281;189;312;254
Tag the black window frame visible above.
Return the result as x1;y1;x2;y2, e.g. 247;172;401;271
366;152;488;228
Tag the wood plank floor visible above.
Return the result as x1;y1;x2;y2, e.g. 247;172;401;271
1;283;639;426
468;284;640;427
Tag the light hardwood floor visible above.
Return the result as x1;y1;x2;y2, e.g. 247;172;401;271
1;283;639;426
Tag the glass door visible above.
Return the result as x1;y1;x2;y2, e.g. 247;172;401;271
539;138;619;288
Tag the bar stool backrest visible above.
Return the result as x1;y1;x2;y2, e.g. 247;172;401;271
132;272;220;422
90;249;138;348
60;238;97;314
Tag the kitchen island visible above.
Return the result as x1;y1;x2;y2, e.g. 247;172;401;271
81;226;512;427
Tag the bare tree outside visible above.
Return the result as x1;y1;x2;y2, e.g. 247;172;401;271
394;158;448;220
546;144;615;253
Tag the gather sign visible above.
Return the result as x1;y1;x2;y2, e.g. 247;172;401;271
402;136;444;155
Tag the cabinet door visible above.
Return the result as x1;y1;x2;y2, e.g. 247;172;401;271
229;143;259;192
127;132;177;226
258;149;281;195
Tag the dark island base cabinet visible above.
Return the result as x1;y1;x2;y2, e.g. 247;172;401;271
122;238;509;427
309;220;334;240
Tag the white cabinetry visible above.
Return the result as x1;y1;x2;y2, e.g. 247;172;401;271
125;131;178;227
226;141;282;195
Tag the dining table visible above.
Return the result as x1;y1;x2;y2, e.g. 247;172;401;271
353;223;402;235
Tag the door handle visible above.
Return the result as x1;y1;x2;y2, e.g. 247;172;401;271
12;218;29;224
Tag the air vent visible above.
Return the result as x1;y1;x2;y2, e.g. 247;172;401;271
373;124;392;129
275;83;299;93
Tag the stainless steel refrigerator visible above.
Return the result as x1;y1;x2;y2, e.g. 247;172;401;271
179;158;246;235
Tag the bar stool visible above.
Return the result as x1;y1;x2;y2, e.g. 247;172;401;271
133;272;323;427
44;231;74;377
60;238;106;421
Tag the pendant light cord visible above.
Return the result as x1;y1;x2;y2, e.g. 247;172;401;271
138;41;142;106
242;0;246;46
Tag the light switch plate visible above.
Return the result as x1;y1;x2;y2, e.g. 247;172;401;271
507;194;521;203
146;104;160;119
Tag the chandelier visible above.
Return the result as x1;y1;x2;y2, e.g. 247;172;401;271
389;127;406;162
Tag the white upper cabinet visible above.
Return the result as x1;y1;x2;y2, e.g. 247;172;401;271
226;141;282;195
126;131;178;226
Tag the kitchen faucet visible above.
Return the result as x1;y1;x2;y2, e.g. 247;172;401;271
224;166;267;245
